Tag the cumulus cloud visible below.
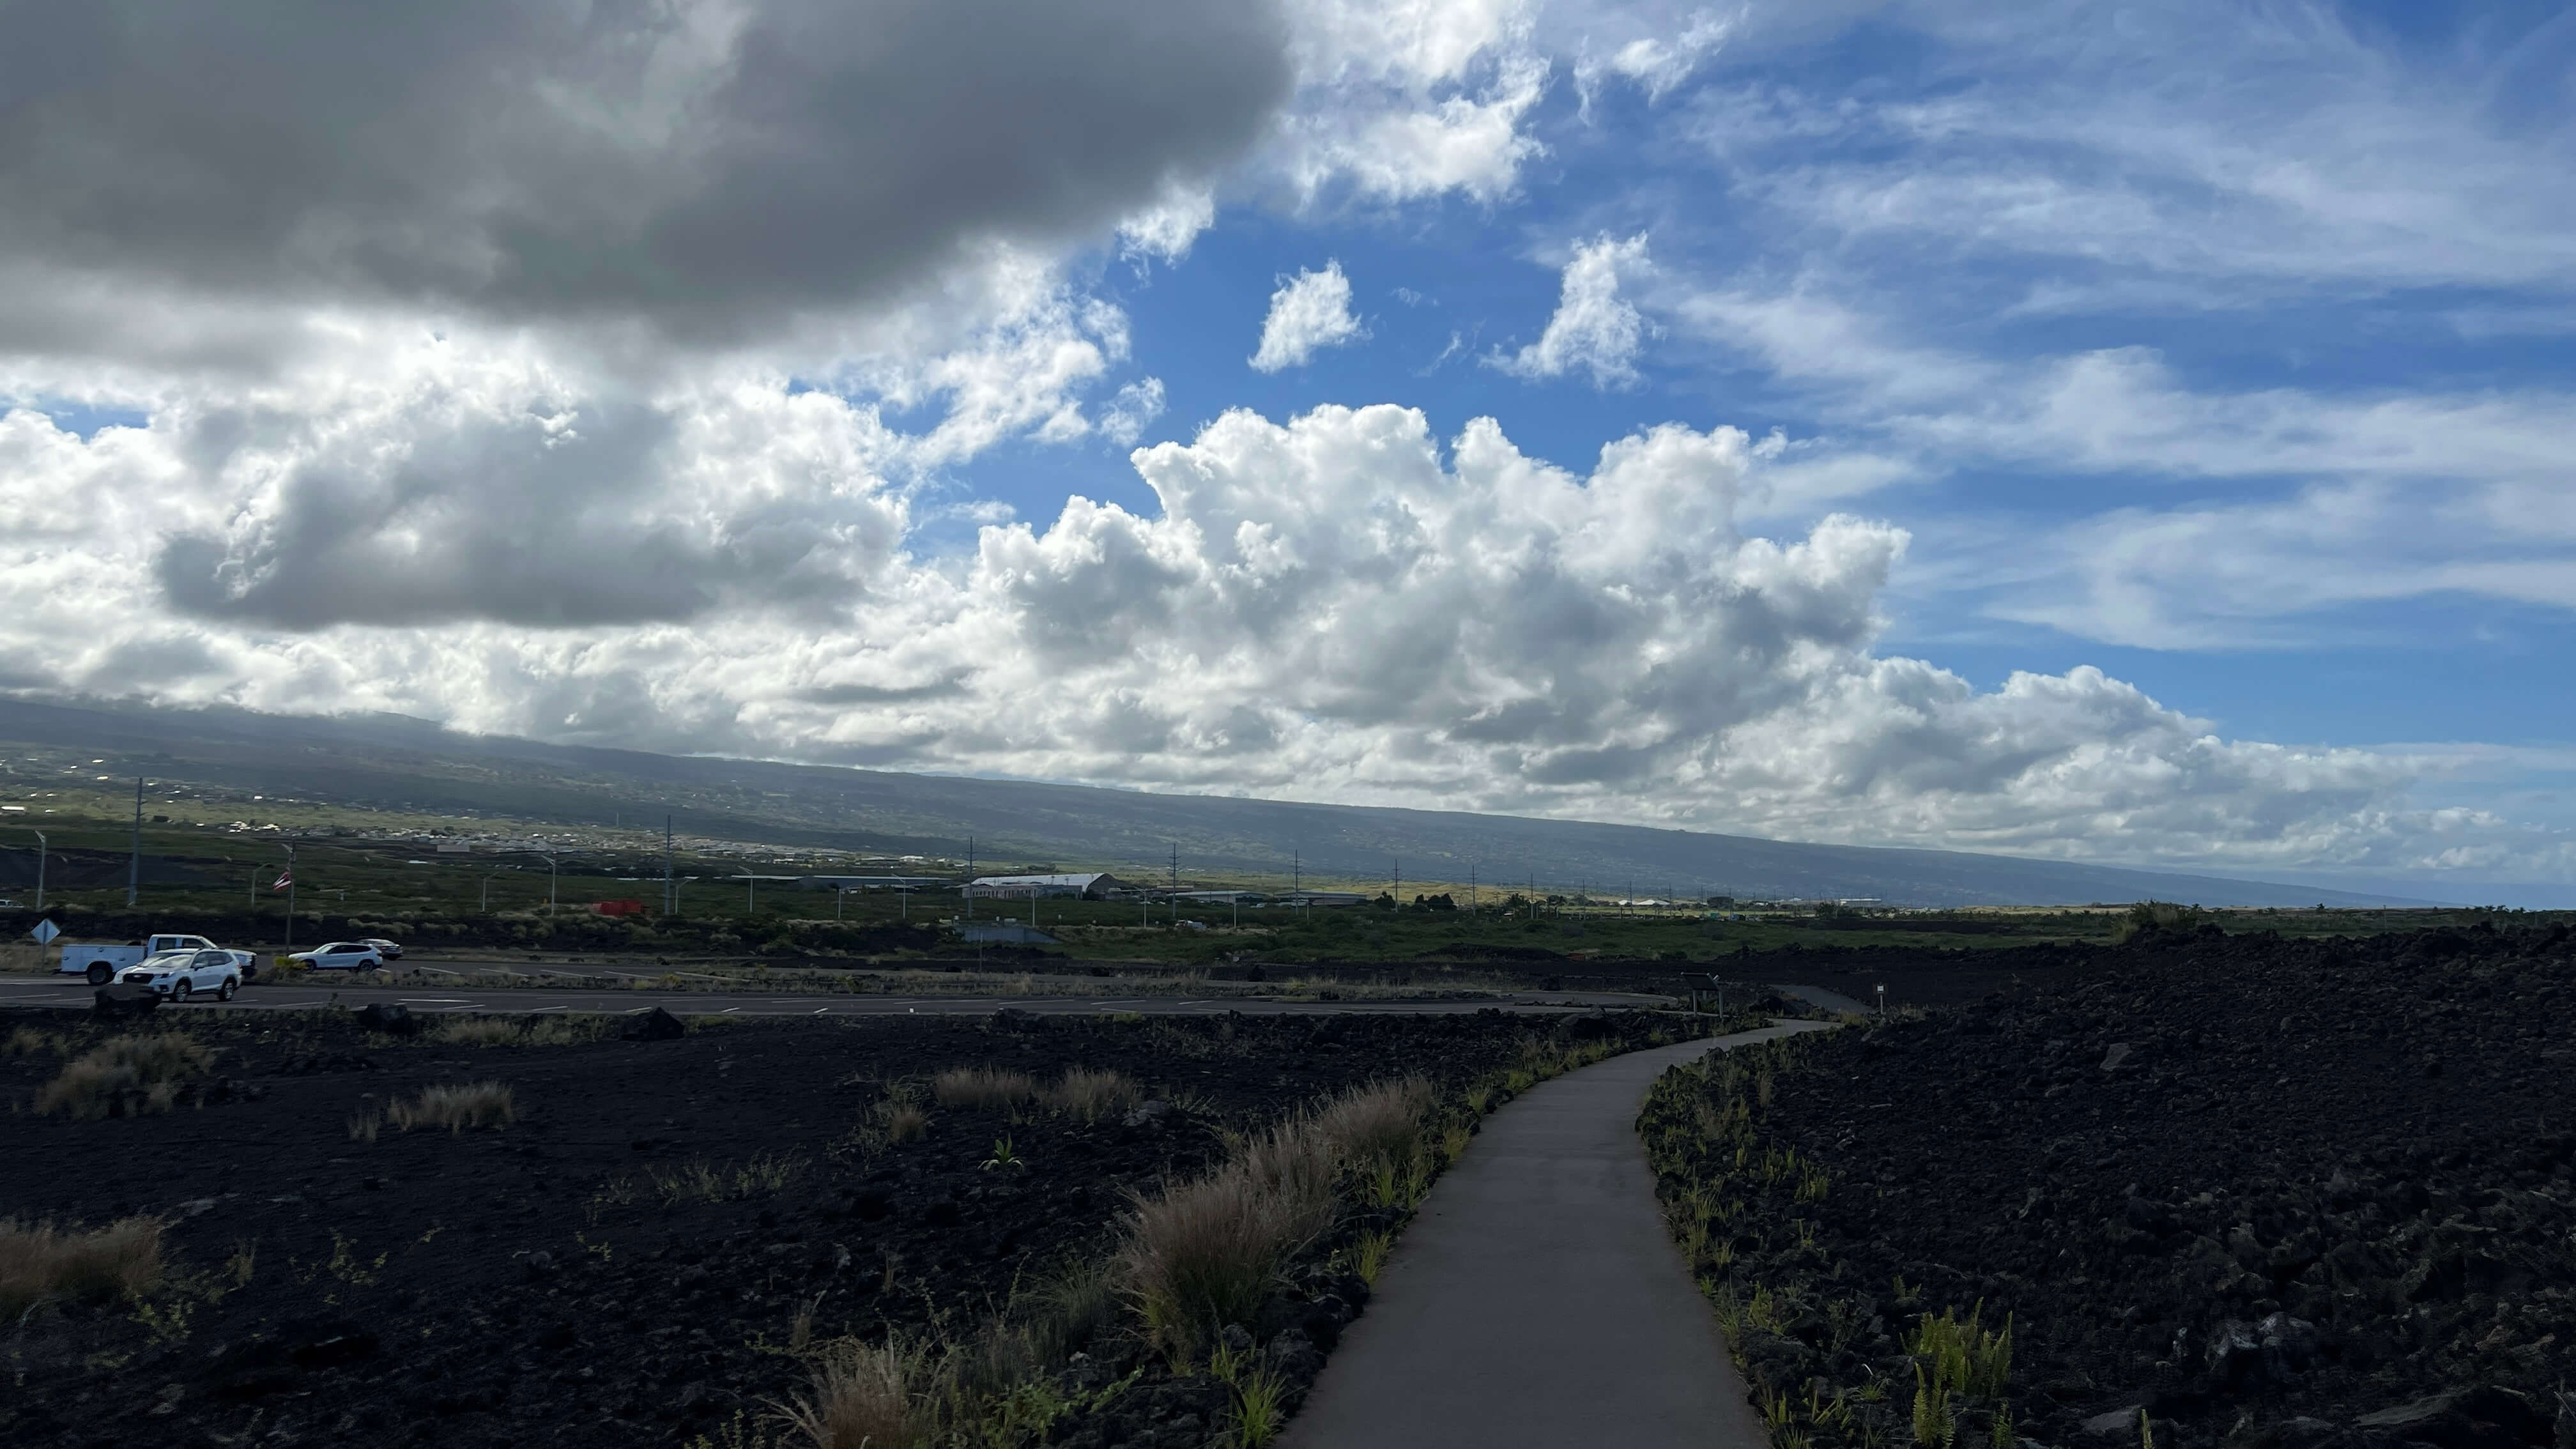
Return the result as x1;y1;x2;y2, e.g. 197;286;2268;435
4;392;2552;879
0;0;1292;347
1491;234;1655;387
1250;261;1370;372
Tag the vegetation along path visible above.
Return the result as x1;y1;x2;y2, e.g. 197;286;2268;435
1282;1019;1836;1449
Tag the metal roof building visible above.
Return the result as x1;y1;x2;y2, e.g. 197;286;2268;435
964;872;1124;899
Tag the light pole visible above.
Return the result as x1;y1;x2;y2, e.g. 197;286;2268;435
22;829;43;912
481;873;505;914
735;870;756;916
280;844;296;951
836;884;848;922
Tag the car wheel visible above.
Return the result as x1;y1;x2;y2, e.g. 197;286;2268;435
85;962;111;986
171;979;192;1003
218;978;238;1001
360;958;379;972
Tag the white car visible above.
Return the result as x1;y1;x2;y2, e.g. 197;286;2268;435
118;949;243;1002
59;933;258;986
289;941;385;971
359;937;406;961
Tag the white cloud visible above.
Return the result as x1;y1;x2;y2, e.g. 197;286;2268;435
6;393;2562;880
1575;9;1731;109
1098;378;1167;446
1250;261;1370;372
1272;0;1552;204
1489;234;1655;387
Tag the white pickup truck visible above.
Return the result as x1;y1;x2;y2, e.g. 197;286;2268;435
56;934;261;987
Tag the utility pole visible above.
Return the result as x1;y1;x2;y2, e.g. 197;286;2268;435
126;777;143;908
281;844;296;951
481;873;502;913
1392;858;1400;910
1469;863;1476;914
23;829;44;912
663;813;674;917
1528;871;1536;921
738;870;755;916
1170;843;1179;924
965;834;975;922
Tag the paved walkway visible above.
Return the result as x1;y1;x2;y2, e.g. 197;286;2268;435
1282;1021;1834;1449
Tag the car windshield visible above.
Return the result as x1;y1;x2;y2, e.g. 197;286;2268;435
137;952;193;970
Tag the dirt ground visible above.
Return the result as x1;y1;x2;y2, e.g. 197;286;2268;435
2;1004;1696;1448
1644;922;2576;1449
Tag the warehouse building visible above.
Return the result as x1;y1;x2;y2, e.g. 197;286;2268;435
963;871;1124;900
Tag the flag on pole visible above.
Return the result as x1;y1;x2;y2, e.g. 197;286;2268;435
271;870;293;892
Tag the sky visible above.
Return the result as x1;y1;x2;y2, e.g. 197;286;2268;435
3;0;2573;902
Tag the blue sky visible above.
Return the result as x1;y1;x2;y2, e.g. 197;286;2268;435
4;0;2573;899
935;0;2576;825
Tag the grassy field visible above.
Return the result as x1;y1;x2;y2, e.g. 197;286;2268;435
3;776;2556;965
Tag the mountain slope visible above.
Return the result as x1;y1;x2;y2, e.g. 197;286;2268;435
0;696;2426;907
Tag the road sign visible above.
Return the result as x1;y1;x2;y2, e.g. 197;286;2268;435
28;919;59;945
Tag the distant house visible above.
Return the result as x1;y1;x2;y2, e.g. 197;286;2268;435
1276;891;1369;908
964;872;1124;900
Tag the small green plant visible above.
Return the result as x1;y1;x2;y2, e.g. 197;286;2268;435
1349;1229;1393;1286
981;1135;1023;1171
1912;1362;1955;1448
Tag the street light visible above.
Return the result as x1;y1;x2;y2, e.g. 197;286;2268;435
21;829;43;912
280;844;296;952
735;870;757;916
480;873;505;914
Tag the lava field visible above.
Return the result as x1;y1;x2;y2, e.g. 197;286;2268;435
1;1004;1693;1448
1644;922;2575;1449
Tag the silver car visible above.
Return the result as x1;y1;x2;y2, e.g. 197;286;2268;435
118;949;243;1002
289;941;384;971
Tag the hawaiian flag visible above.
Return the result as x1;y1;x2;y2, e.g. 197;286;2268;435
271;870;292;892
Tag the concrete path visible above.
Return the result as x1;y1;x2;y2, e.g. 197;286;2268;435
1282;1021;1833;1449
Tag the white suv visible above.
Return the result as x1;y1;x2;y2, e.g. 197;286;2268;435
119;949;243;1002
289;942;385;971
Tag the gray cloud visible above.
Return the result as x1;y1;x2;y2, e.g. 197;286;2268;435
150;395;904;629
0;1;1292;342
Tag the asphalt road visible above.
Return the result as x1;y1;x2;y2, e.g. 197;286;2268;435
0;976;1673;1018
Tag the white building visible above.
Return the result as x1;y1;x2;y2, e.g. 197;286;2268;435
964;872;1124;900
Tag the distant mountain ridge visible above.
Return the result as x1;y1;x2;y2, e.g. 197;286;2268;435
0;696;2435;908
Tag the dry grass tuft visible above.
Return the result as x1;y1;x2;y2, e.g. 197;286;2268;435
1044;1066;1142;1121
1310;1077;1435;1177
875;1094;931;1143
1119;1115;1338;1361
36;1035;217;1119
430;1014;615;1047
5;1025;60;1058
931;1067;1038;1110
780;1336;934;1449
0;1216;165;1319
387;1081;516;1133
